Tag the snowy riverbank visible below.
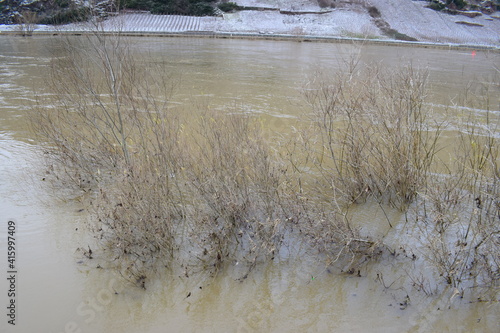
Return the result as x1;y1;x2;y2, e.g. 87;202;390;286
0;0;499;48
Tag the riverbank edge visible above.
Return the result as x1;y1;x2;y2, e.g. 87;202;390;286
1;29;499;51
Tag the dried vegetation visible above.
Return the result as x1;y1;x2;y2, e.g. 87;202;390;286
30;30;499;297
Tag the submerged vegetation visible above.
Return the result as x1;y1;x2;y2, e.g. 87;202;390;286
302;63;439;209
31;30;372;282
30;30;499;300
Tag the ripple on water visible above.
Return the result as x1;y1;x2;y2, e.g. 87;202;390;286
0;133;42;214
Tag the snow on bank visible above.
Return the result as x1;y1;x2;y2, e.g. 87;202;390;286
217;0;500;46
235;0;324;11
0;0;499;47
370;0;500;45
205;10;378;37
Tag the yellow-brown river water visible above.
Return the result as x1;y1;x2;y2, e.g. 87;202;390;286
0;36;499;332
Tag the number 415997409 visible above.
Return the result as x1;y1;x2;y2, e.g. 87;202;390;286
7;220;16;270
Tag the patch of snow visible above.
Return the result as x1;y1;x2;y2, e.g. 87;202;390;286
0;0;498;47
20;0;39;6
236;0;320;11
204;7;381;37
370;0;500;45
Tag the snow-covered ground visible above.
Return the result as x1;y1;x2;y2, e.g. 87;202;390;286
370;0;500;45
0;0;499;47
207;9;378;37
212;0;500;46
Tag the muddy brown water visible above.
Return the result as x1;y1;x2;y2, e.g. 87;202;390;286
0;36;498;332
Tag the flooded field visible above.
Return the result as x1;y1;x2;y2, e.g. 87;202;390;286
0;35;499;332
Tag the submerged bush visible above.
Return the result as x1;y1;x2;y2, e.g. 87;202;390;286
416;110;499;290
32;30;373;283
302;62;440;209
31;31;499;296
300;60;499;294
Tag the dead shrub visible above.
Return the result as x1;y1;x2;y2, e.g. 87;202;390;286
302;62;441;210
31;30;185;279
415;109;499;291
31;29;499;297
15;11;38;36
30;29;374;282
182;110;299;272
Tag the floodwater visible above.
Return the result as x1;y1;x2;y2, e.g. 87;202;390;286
1;36;499;332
